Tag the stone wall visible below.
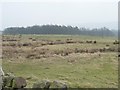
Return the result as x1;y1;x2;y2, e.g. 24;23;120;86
2;73;68;90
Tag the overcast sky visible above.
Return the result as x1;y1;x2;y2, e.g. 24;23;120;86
0;0;119;30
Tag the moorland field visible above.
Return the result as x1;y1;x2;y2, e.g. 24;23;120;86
2;35;118;88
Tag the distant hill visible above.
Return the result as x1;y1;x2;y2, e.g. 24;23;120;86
111;30;118;37
3;25;115;37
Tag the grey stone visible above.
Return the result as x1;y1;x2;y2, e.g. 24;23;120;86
33;80;51;89
50;80;67;89
3;76;14;87
12;77;27;88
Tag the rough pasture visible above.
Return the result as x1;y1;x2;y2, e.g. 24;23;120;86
2;35;118;88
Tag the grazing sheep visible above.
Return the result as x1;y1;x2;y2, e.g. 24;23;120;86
56;40;61;41
93;41;97;44
29;38;32;40
106;44;109;47
88;49;95;53
113;40;119;44
86;40;92;43
74;48;80;53
118;54;120;57
32;39;36;41
22;43;31;46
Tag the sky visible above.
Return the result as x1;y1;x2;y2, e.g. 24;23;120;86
0;0;119;30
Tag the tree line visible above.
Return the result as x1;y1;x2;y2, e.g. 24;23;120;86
3;25;115;36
